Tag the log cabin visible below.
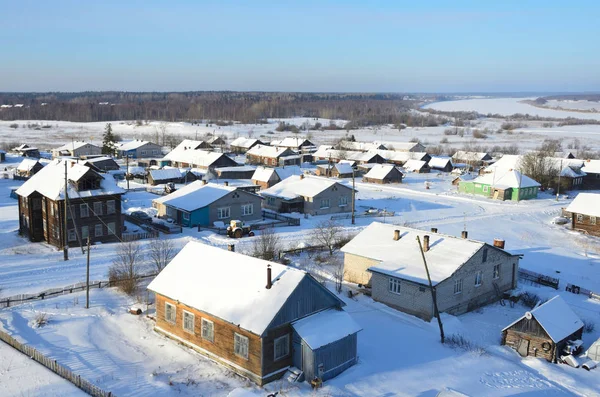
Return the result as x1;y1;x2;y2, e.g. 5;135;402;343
362;164;403;184
565;193;600;237
502;296;583;362
147;242;361;385
246;145;301;167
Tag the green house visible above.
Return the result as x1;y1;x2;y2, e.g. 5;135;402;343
459;169;540;201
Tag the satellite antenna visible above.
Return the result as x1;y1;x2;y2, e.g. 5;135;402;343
525;312;533;320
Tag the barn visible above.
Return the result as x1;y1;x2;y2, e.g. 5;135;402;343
502;296;583;362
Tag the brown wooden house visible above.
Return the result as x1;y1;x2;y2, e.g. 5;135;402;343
16;160;125;249
362;164;403;184
246;145;300;167
565;193;600;237
147;242;361;385
14;159;44;180
502;296;583;362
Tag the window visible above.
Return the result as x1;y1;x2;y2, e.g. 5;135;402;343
274;334;290;361
234;333;249;359
591;216;597;225
201;318;214;342
320;198;330;209
140;150;147;156
493;264;500;279
183;311;195;334
182;212;190;221
474;271;483;287
388;278;401;294
106;200;116;215
577;214;583;223
81;226;89;239
454;278;463;294
483;185;489;193
107;222;116;236
93;202;103;216
338;196;348;207
165;302;176;323
242;204;253;216
80;203;89;218
267;197;276;206
68;229;77;242
217;207;230;219
95;224;103;237
482;248;488;263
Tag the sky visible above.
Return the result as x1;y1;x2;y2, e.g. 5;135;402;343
1;0;599;93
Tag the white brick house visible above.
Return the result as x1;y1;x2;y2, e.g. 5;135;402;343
341;222;520;320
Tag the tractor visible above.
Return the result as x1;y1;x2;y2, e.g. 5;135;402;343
226;219;255;238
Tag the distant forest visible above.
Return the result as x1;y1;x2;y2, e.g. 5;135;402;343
0;91;447;127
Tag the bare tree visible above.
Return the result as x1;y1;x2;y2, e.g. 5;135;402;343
158;122;168;146
330;255;345;294
109;241;144;295
251;226;282;261
311;220;343;256
148;238;176;273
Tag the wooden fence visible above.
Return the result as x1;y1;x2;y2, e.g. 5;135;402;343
122;230;159;242
518;268;560;290
0;273;157;309
330;210;395;221
0;329;116;397
565;283;600;301
261;209;301;226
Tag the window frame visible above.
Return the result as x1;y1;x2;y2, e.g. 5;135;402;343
201;318;214;342
182;310;195;334
474;270;483;287
274;334;290;361
454;278;463;294
338;195;348;207
107;222;116;236
106;200;116;215
80;203;89;218
576;214;583;223
482;248;488;263
93;201;103;216
68;228;77;242
493;264;500;279
81;225;89;239
388;278;401;295
591;216;597;225
94;224;103;237
164;302;176;324
217;206;231;219
320;198;330;209
241;203;253;216
234;333;249;360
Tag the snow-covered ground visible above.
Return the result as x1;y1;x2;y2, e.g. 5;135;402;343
423;97;600;121
544;99;600;112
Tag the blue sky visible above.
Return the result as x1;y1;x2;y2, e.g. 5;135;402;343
1;0;598;92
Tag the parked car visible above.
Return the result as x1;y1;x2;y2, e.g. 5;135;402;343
131;211;152;222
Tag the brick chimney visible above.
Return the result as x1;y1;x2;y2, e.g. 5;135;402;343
461;230;468;239
431;227;438;233
266;265;272;289
493;238;505;249
423;235;430;252
393;230;400;241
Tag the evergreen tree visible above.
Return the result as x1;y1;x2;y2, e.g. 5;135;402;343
102;123;115;155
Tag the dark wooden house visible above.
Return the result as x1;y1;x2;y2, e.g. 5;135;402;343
582;160;600;189
246;145;300;167
147;242;361;385
362;164;403;184
82;156;121;172
16;160;125;249
565;193;600;237
502;296;583;362
14;159;44;180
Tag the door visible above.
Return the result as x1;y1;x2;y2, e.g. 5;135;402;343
493;190;500;200
517;338;530;357
292;339;302;369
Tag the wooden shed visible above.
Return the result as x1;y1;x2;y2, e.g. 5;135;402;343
502;296;583;362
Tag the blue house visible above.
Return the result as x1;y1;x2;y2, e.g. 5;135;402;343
116;140;162;159
152;180;263;227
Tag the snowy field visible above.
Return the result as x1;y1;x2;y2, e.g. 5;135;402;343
423;97;600;121
544;99;600;112
1;165;600;396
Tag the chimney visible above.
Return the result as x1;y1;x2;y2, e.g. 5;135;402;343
393;230;401;241
493;238;505;249
461;230;468;239
266;265;272;289
202;180;208;185
224;181;229;186
228;244;235;252
423;235;430;252
431;227;438;233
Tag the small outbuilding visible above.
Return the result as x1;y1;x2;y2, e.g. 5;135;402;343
501;296;584;362
403;159;430;173
362;164;403;184
14;159;44;180
587;338;600;362
428;156;454;172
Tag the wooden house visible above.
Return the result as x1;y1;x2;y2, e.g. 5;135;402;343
565;193;600;237
213;165;256;180
246;145;301;167
147;242;361;385
164;141;240;170
15;160;125;249
315;162;354;178
502;296;583;362
582;160;600;189
312;148;386;165
147;168;197;186
338;141;387;152
208;136;226;147
251;166;302;190
230;137;265;154
14;159;44;180
153;181;262;227
13;144;41;158
369;150;431;166
381;141;426;153
452;151;493;168
459;170;540;201
82;156;121;172
403;159;430;173
115;140;163;159
52;141;102;159
428;156;454;172
341;222;520;320
260;174;355;215
362;164;403;184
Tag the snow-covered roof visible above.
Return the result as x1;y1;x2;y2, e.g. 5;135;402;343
261;175;343;200
246;144;295;158
16;158;41;172
339;141;386;152
230;137;261;149
380;142;423;152
164;145;231;168
364;164;400;180
452;151;491;161
317;163;354;175
292;309;362;350
471;169;540;189
82;156;117;164
428;156;453;169
53;141;97;152
503;296;583;343
116;140;158;151
582;159;600;174
215;165;256;172
153;181;236;211
370;149;429;163
341;222;489;285
271;137;314;148
251;166;302;182
403;159;427;171
566;193;600;217
147;241;308;336
149;168;183;181
15;159;124;201
560;165;586;178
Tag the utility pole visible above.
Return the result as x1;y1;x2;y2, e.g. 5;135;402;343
63;161;69;261
126;155;130;190
416;236;445;344
556;159;563;201
351;169;356;225
86;236;90;309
